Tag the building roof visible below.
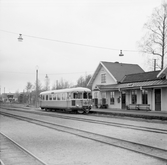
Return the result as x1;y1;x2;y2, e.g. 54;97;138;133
157;65;167;78
87;61;144;87
121;70;161;83
98;79;167;91
102;61;144;82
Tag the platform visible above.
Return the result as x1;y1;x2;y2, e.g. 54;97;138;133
90;108;167;121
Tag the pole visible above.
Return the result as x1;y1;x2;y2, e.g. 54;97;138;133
36;68;38;108
154;59;156;71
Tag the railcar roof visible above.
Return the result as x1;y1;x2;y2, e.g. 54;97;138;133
40;87;91;95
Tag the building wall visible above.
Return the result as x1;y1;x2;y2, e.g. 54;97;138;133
92;67;117;90
106;91;121;109
123;89;154;110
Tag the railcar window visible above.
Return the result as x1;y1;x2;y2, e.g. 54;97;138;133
53;94;56;100
65;93;67;100
46;95;48;100
57;93;61;100
83;92;87;99
62;93;66;100
42;95;45;100
67;93;71;99
62;93;64;100
49;95;52;100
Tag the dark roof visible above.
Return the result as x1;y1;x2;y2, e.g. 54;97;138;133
121;70;161;83
102;61;144;82
98;79;167;91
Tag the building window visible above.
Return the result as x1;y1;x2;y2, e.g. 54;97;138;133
101;74;106;83
131;90;137;104
110;92;115;104
94;92;98;98
142;89;148;104
101;92;106;98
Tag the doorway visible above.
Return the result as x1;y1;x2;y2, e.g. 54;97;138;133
121;92;126;109
155;89;161;111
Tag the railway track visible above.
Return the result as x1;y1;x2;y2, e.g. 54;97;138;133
1;106;167;135
1;111;167;162
0;132;48;165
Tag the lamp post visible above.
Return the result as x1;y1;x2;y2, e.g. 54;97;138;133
18;34;39;107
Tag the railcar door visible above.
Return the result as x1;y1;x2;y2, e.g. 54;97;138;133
66;92;71;109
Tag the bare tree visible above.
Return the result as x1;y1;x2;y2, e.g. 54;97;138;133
76;74;91;88
56;79;72;89
25;82;33;104
26;82;33;92
139;2;167;70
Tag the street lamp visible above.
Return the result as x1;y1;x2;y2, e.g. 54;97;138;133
119;50;124;57
18;34;23;42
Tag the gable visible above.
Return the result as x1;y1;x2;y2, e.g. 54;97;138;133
87;62;117;88
91;66;117;89
87;61;144;87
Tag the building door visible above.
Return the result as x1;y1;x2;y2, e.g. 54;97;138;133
155;89;161;111
94;98;98;108
121;92;126;109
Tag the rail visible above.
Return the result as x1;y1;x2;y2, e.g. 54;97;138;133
1;110;167;161
0;132;48;165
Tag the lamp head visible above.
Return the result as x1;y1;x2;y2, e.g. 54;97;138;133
119;50;124;56
18;34;23;42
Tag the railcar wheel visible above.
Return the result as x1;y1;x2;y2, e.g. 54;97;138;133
85;109;90;114
77;110;84;114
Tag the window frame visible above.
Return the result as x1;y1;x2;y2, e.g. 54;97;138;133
131;90;137;104
142;89;148;104
101;73;106;83
110;91;115;105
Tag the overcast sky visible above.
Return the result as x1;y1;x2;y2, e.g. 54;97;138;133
0;0;164;93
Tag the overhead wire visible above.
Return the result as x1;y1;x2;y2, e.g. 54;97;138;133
0;70;94;76
0;29;140;52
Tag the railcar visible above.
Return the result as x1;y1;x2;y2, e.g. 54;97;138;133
39;87;92;114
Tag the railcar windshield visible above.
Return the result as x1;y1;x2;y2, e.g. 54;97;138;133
88;92;92;99
73;92;82;99
72;91;92;99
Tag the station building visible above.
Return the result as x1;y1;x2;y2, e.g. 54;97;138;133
87;61;167;112
1;93;18;102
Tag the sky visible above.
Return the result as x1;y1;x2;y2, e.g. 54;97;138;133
0;0;164;93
